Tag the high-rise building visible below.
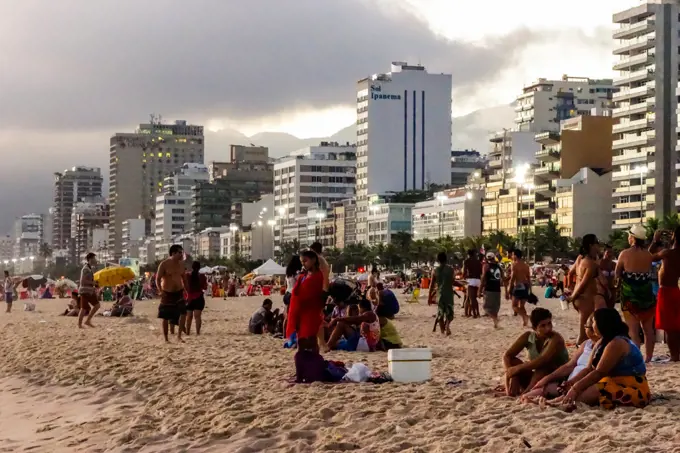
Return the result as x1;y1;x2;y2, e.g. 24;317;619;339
208;145;273;184
273;143;356;250
412;188;482;241
70;197;109;262
515;75;614;133
109;119;204;258
450;150;485;188
355;62;452;243
13;214;44;258
52;167;103;253
612;1;680;227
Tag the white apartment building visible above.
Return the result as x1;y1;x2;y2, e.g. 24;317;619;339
154;190;192;259
366;195;413;246
412;189;482;241
162;162;210;192
515;75;614;133
555;168;613;240
121;218;148;258
13;214;44;259
273;143;356;249
109;119;204;258
612;0;680;227
137;237;155;266
70;198;109;261
356;62;452;243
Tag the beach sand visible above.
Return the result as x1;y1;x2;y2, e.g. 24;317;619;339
1;292;679;452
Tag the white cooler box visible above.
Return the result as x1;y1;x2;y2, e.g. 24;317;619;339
388;348;432;383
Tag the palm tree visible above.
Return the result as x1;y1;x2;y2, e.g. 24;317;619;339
662;213;680;231
644;217;660;240
608;230;629;254
485;230;514;254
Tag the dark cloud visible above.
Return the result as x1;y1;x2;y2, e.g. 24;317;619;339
0;0;543;131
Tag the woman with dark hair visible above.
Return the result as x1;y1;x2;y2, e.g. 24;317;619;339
615;225;656;362
599;244;616;307
284;255;302;305
285;250;325;351
502;308;569;397
553;308;650;409
184;261;207;335
568;234;606;345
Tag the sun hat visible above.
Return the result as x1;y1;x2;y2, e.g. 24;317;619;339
485;251;496;259
629;224;647;240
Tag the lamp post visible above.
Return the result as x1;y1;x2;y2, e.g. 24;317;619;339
277;205;287;255
267;219;276;259
635;165;648;221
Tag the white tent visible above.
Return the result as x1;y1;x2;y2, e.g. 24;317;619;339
253;259;286;276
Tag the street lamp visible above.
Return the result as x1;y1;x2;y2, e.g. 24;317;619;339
267;219;276;258
315;211;327;242
635;165;648;221
229;224;239;258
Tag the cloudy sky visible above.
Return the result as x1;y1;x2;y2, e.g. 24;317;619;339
0;0;626;234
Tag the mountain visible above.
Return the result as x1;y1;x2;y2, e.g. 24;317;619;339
204;104;514;160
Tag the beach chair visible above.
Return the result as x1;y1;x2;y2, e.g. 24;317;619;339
407;288;420;304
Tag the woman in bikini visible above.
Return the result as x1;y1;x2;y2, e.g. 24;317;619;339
569;234;607;345
615;225;656;362
599;244;617;308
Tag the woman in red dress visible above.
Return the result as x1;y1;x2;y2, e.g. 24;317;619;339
286;250;325;350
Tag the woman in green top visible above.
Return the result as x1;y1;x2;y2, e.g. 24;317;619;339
502;308;569;397
430;251;455;336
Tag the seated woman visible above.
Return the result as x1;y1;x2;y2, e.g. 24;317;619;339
550;308;651;410
326;299;380;352
111;287;134;317
521;313;600;402
62;290;83;317
503;308;569;397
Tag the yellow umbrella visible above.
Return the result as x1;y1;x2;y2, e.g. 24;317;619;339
242;272;255;281
94;267;136;287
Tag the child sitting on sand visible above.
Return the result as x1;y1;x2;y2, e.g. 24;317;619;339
502;308;569;397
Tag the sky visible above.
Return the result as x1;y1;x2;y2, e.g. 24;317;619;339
0;0;628;233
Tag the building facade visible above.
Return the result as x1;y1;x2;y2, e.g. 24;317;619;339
412;189;482;241
273;143;356;250
14;214;44;259
450;150;485;188
109;119;204;258
70;198;109;262
366;195;413;246
121;218;150;258
52;166;103;252
515;75;614;133
356;62;452;243
612;1;680;227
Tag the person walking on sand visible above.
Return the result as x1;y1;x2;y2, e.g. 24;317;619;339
156;245;187;343
480;252;503;328
649;227;680;361
507;249;531;327
4;270;13;313
430;251;455;336
78;252;101;328
184;260;207;336
568;234;605;345
616;225;656;362
463;249;483;318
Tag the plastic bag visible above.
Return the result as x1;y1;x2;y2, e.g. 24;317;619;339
343;363;371;382
356;336;370;352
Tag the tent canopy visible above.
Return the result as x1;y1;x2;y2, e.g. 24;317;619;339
253;259;286;276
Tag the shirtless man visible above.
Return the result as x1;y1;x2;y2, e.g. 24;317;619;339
310;242;331;351
650;227;680;361
507;249;531;327
78;252;100;328
463;249;482;318
156;244;186;342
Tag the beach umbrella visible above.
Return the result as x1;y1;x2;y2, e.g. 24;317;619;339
24;276;47;290
29;274;45;280
212;265;228;272
94;267;135;287
252;275;273;284
55;278;77;289
199;266;213;274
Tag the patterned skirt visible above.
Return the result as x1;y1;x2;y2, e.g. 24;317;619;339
597;375;651;410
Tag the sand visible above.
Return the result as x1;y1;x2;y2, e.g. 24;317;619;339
1;292;680;452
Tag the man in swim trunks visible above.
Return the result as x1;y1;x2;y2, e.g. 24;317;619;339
78;252;101;328
463;249;482;318
650;227;680;361
156;244;187;342
508;249;531;327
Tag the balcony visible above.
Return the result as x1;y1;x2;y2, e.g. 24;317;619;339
613;19;655;40
612;152;648;166
535;217;552;226
612;132;655;151
535;148;560;162
613;68;653;87
612;117;654;134
613;52;654;71
612;101;650;118
534;183;555;196
613;84;654;102
514;103;533;112
614;35;655;55
535;131;560;145
488;156;504;168
488;172;504;182
613;201;646;213
535;200;556;212
534;167;559;180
